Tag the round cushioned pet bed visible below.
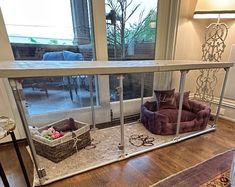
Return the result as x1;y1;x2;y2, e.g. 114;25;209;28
141;90;211;135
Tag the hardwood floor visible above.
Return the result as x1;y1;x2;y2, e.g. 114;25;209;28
0;141;34;187
0;119;234;187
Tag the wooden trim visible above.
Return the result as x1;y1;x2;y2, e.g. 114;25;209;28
91;0;108;61
0;8;25;141
91;0;111;122
0;8;14;61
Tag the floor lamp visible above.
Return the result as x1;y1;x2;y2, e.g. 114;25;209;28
193;0;235;102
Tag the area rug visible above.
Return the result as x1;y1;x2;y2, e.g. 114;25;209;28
32;123;212;186
151;149;234;187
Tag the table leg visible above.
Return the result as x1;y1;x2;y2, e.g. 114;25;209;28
10;131;31;187
67;76;73;101
0;162;9;187
73;77;78;95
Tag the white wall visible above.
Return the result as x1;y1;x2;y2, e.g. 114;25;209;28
0;9;25;142
173;0;235;121
225;44;235;99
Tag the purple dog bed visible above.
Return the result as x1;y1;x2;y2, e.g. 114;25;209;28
141;99;211;135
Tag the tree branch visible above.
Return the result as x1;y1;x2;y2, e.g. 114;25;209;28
126;4;141;22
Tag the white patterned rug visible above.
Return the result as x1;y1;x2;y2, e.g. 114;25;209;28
33;123;213;186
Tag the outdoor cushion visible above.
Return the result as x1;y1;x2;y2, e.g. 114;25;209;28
43;51;84;61
63;50;84;61
43;51;64;60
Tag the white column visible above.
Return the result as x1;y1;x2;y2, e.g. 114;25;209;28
0;8;25;142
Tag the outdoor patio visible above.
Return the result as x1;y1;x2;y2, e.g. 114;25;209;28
23;87;97;116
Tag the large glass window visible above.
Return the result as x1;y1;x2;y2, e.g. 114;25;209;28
0;0;97;115
1;0;73;45
105;0;158;101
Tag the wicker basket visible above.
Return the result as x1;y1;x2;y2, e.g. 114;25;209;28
31;119;91;163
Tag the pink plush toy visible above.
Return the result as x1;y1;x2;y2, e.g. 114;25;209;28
47;127;56;136
45;127;64;140
51;131;61;139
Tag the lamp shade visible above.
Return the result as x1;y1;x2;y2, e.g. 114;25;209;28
194;0;235;19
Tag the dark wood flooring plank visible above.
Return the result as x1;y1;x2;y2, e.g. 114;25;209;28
0;142;33;187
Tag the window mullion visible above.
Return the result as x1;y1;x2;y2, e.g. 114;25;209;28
91;0;111;123
91;0;108;61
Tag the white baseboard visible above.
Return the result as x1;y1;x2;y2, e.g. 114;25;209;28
218;115;235;123
211;97;235;109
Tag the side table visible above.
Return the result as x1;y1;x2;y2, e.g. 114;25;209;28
0;116;31;187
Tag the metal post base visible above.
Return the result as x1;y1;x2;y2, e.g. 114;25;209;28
118;144;124;150
173;136;181;142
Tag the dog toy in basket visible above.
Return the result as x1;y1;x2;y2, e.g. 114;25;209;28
40;118;78;141
41;127;64;141
31;118;91;162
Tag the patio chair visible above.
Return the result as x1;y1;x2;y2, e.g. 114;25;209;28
31;50;84;101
